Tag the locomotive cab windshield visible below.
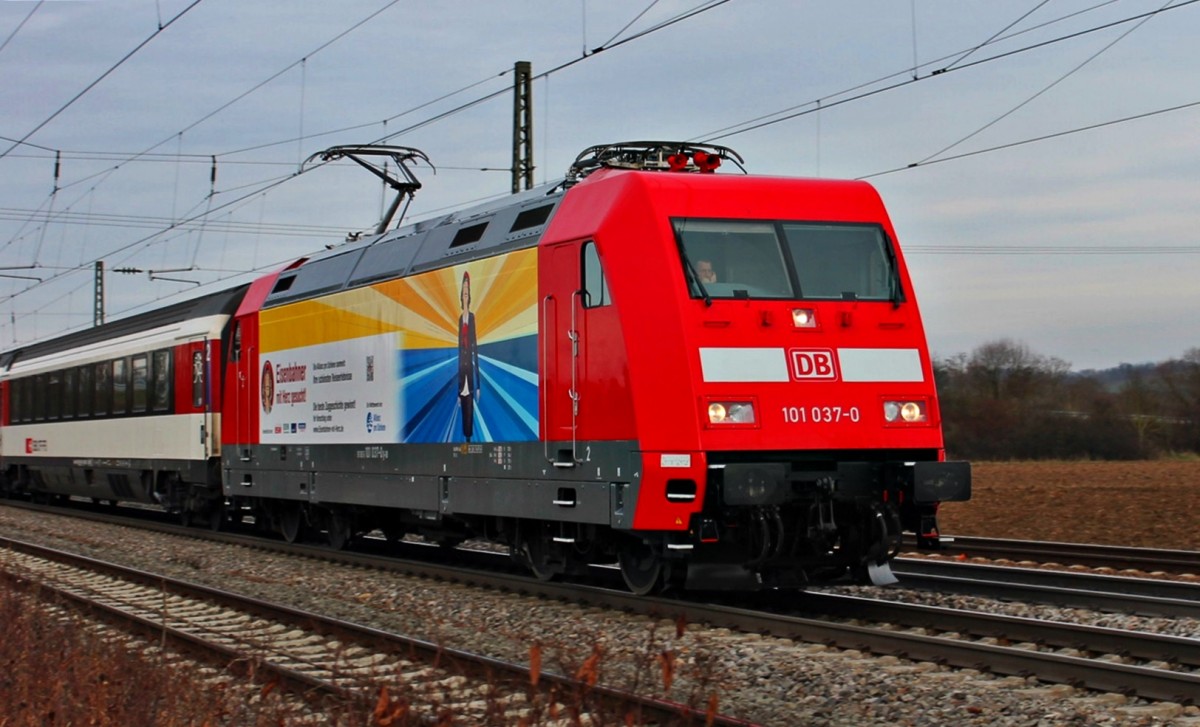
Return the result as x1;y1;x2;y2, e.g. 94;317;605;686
674;218;903;303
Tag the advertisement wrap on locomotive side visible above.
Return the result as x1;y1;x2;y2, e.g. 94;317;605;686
257;248;539;446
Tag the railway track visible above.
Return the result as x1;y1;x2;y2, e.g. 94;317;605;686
891;558;1200;620
904;534;1200;574
5;499;1200;708
0;534;736;726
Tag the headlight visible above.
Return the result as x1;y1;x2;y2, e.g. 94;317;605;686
707;401;756;424
883;399;927;423
792;308;817;328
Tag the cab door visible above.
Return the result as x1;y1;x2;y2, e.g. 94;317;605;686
541;241;581;466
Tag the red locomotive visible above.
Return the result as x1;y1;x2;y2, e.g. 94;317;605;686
0;141;970;593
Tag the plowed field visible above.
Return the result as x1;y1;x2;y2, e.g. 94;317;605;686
935;460;1200;550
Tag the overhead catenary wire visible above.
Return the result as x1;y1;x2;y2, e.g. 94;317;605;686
859;96;1200;179
913;0;1175;167
0;0;206;161
0;0;45;57
698;0;1198;143
3;0;735;285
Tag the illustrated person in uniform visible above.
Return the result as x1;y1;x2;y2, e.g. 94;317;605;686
261;361;274;415
457;271;480;440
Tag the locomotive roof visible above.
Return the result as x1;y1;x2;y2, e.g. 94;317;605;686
261;182;566;309
0;284;247;371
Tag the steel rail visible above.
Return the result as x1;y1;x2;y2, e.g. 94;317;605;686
892;559;1200;619
904;535;1200;573
788;590;1200;667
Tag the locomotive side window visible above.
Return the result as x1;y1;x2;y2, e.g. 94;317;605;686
131;355;149;414
152;349;172;412
112;358;128;416
582;241;611;308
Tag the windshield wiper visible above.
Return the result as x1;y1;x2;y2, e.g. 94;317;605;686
681;256;705;307
676;241;713;307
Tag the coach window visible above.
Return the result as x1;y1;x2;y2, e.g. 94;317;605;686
152;349;171;412
12;379;24;423
581;241;611;308
94;361;111;417
78;365;93;419
8;379;18;423
47;371;62;421
20;378;32;423
33;373;46;422
62;368;77;420
112;359;128;416
131;355;149;414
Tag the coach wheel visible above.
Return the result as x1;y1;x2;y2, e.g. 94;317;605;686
209;503;226;532
326;511;353;550
279;505;303;544
619;541;664;596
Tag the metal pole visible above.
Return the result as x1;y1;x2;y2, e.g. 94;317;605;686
94;260;104;326
512;61;534;193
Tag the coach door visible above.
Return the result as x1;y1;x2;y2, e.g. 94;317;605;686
226;316;256;459
186;336;212;459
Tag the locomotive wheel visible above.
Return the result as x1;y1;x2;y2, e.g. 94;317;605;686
279;505;303;544
619;542;664;596
522;535;564;582
326;511;352;550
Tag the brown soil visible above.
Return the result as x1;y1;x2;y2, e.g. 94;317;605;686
934;460;1200;551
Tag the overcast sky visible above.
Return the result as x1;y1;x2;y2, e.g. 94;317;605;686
1;0;1197;370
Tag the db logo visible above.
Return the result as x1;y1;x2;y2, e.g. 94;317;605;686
790;349;838;380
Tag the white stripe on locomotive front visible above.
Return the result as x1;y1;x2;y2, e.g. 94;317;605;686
698;347;925;383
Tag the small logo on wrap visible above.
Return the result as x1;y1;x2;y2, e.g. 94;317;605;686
366;411;387;434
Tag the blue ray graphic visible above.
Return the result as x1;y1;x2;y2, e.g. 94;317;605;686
400;336;538;443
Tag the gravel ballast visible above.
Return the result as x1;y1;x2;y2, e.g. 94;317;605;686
1;506;1197;726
